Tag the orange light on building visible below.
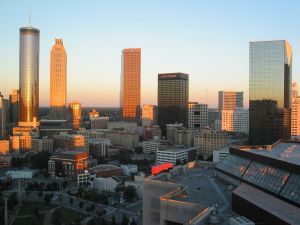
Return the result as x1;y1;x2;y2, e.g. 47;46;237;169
68;101;81;129
120;48;141;122
151;162;173;176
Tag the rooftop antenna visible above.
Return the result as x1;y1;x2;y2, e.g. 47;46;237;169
29;5;31;26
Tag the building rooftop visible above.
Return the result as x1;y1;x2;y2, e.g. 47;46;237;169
238;141;300;166
89;164;121;173
233;183;300;225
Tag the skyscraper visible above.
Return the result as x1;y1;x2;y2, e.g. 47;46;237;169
249;40;292;144
291;82;300;139
50;39;67;119
218;91;243;110
68;101;81;130
0;93;9;139
9;89;19;124
19;26;40;125
120;48;141;122
142;105;157;126
158;73;189;135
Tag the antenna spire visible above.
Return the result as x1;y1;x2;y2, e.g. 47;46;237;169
29;6;31;26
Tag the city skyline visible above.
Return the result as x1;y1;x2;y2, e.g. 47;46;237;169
1;1;300;108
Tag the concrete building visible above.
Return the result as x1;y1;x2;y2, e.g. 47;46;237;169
194;129;228;159
0;140;9;155
90;116;109;129
143;139;166;154
188;102;208;130
39;119;72;138
166;123;194;146
77;129;106;140
213;147;229;163
90;176;122;192
125;172;145;198
156;146;197;165
77;170;90;187
218;91;243;110
120;48;141;122
142;105;157;126
208;108;220;130
31;138;53;152
121;164;137;175
88;139;111;157
50;39;67;119
107;121;138;132
89;164;123;178
48;150;89;179
218;108;249;134
89;108;99;118
66;134;88;152
143;125;161;140
166;123;184;143
105;130;139;150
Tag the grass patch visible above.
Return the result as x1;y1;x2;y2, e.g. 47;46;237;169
18;201;54;216
60;207;86;223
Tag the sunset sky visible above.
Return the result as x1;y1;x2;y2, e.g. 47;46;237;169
0;0;300;107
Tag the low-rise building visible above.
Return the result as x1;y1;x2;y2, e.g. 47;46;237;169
77;129;106;140
89;164;123;178
194;129;228;159
108;121;138;132
105;131;139;150
142;139;167;154
90;116;109;129
143;125;161;140
66;134;88;152
156;146;197;165
48;150;89;179
121;164;137;175
89;139;111;157
77;170;90;187
90;176;122;192
31;137;53;152
213;147;229;163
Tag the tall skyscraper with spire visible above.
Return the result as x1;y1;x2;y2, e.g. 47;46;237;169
19;26;40;125
120;48;141;122
50;39;67;119
249;40;292;144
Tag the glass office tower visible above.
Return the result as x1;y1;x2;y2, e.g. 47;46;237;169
249;40;292;144
158;73;189;136
19;26;40;123
120;48;141;122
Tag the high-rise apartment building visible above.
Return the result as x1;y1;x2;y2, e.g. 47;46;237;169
50;39;67;119
9;89;19;124
68;101;81;130
218;91;243;110
142;105;157;126
188;102;208;130
249;40;292;144
19;26;40;124
158;73;189;135
120;48;141;122
292;82;298;102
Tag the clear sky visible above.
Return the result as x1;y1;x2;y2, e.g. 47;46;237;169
0;0;300;107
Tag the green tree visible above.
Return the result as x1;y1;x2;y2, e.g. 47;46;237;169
130;217;137;225
79;201;84;208
123;186;137;202
51;208;62;225
121;215;129;225
44;194;52;205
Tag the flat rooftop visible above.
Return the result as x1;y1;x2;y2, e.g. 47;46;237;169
233;183;300;225
238;142;300;166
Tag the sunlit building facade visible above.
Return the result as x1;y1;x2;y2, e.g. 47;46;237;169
249;40;292;144
120;48;141;122
142;105;157;126
291;82;300;139
218;91;243;110
19;26;40;124
68;101;81;129
50;39;67;119
158;73;189;136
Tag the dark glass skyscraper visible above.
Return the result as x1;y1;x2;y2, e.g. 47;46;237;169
19;26;40;123
158;73;189;135
249;40;292;144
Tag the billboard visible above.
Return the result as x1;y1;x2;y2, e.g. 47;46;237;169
151;162;173;176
